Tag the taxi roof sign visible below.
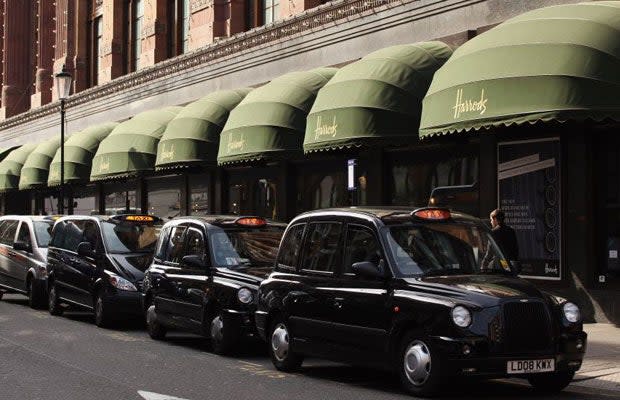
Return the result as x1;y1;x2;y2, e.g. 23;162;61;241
411;208;451;220
235;217;267;227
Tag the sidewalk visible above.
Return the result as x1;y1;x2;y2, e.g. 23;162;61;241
570;323;620;394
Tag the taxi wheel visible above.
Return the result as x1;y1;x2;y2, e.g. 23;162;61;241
146;303;167;340
48;281;63;316
94;290;113;328
210;311;238;355
528;371;574;393
28;280;45;309
398;333;443;397
268;317;303;372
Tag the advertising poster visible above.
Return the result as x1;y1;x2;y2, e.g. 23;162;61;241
497;138;561;280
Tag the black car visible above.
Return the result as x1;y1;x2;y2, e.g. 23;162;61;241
46;214;162;327
142;216;284;354
255;207;586;397
0;215;55;308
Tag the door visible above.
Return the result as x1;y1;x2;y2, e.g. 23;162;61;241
53;219;90;304
12;221;34;289
153;224;188;319
330;224;391;356
288;221;344;350
72;220;103;307
0;220;19;289
170;225;208;327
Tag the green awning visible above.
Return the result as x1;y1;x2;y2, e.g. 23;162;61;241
91;107;182;181
48;122;119;186
19;138;61;190
0;144;38;193
155;89;251;170
304;42;452;152
420;1;620;137
218;67;338;165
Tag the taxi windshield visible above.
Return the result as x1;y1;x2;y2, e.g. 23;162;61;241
34;221;54;247
102;219;161;254
384;222;512;277
209;226;283;268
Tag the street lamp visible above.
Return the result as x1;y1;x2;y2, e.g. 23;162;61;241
55;65;72;214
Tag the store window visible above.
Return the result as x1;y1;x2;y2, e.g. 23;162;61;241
389;149;479;216
72;186;97;215
189;174;210;216
104;182;138;215
296;161;358;214
90;14;103;86
255;178;277;220
597;136;620;284
168;0;190;57
146;176;183;220
126;0;144;72
263;0;279;24
228;170;279;219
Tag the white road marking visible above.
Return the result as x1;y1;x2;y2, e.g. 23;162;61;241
138;391;191;400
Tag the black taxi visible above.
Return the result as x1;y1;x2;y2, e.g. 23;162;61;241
47;214;162;327
255;207;587;397
142;216;284;354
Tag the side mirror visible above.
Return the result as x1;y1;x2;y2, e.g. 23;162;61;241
351;260;385;279
77;242;96;258
13;241;31;252
180;254;210;270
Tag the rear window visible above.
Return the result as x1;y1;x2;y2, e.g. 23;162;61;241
34;221;54;247
102;218;162;254
209;226;283;268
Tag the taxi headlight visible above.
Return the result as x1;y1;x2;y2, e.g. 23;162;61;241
451;305;472;328
563;302;581;323
237;288;253;304
108;275;137;292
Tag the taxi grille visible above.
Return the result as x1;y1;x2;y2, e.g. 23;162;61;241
501;301;553;354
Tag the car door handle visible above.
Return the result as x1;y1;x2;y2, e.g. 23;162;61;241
333;297;344;309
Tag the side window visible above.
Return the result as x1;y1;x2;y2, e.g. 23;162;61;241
64;220;86;251
163;225;188;264
82;221;101;249
154;226;171;261
0;220;18;245
50;222;66;248
344;225;382;275
300;222;343;273
183;227;205;259
277;223;305;269
16;222;32;248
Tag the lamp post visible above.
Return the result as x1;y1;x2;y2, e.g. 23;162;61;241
55;65;72;214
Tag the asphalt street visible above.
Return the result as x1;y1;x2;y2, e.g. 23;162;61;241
0;293;614;400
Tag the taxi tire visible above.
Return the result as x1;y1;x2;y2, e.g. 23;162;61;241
94;290;113;328
48;281;63;316
527;370;574;393
268;317;303;372
28;279;45;309
210;311;238;355
146;304;167;340
398;333;443;397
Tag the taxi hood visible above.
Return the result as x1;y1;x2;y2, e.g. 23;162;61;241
402;274;546;308
108;253;152;282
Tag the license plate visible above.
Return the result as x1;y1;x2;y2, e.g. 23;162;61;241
507;359;555;374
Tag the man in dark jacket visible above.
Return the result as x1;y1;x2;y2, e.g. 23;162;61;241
489;208;519;261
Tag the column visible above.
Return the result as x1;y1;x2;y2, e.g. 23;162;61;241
140;0;167;68
1;0;34;118
99;0;125;83
31;0;55;107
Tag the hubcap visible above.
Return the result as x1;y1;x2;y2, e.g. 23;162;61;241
403;340;432;386
271;323;290;362
211;315;224;342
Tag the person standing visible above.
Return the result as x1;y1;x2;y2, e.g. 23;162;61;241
489;208;519;261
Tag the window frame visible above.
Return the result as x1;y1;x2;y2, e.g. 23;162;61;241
16;221;32;250
160;223;189;265
180;225;207;265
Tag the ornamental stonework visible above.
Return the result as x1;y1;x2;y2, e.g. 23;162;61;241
190;0;212;13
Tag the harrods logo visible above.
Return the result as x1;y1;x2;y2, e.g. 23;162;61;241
49;168;60;181
159;144;175;161
314;115;338;140
452;88;488;119
98;156;110;173
227;133;246;154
